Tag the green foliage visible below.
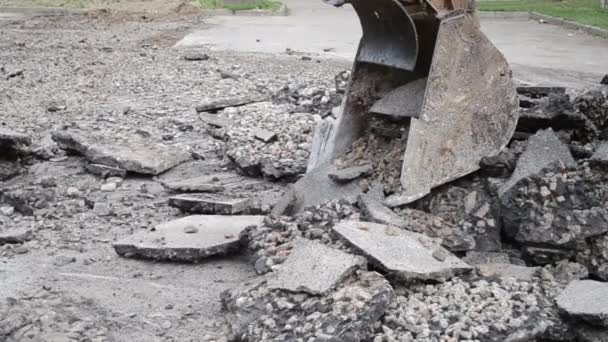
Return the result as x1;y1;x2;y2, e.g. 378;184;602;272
479;0;608;29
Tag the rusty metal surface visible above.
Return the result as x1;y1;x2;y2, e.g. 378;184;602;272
350;0;419;71
370;77;427;118
398;13;519;202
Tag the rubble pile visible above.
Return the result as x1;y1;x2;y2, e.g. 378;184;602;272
377;277;552;341
242;199;360;275
219;102;317;180
3;9;608;341
271;81;343;115
219;86;608;341
334;116;407;194
0;129;31;181
0;291;121;342
221;271;394;341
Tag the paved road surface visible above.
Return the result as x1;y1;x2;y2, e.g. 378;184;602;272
176;0;608;86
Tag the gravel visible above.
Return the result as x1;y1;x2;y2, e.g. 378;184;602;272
3;7;608;342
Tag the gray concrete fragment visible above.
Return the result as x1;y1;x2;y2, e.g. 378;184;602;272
0;160;22;181
400;208;476;252
358;193;407;228
113;215;264;261
307;118;335;172
275;163;363;215
200;113;233;128
592;143;608;163
556;280;608;327
463;251;511;265
183;51;209;61
383;188;479;252
253;129;277;143
267;238;365;295
328;164;372;183
52;130;190;175
477;263;539;281
370;78;426;118
332;221;472;281
85;163;127;179
169;194;252;215
499;128;575;194
161;174;229;193
195;94;266;113
0;228;33;245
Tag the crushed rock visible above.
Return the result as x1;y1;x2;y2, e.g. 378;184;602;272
113;215;265;262
216;102;316;180
0;291;124;342
334;116;407;194
377;276;554;342
221;271;394;341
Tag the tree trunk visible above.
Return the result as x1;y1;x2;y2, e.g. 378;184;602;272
602;0;608;9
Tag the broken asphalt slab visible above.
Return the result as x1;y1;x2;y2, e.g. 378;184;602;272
113;215;265;262
200;113;233;128
267;238;366;295
195;94;266;113
556;280;608;327
52;130;190;175
0;128;31;147
328;164;372;183
332;221;472;281
162;174;228;193
0;228;33;245
499;128;575;195
358;193;475;252
592;142;608;163
169;194;254;215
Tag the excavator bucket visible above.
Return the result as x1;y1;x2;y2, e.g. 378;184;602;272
309;0;519;206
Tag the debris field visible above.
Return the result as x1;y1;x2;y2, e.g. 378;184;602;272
2;6;608;342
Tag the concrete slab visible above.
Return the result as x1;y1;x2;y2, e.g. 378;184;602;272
499;128;575;195
592;143;608;163
267;238;365;294
113;215;265;261
0;128;31;146
162;173;243;193
556;280;608;327
176;0;608;78
52;130;190;176
332;221;472;281
0;228;33;245
195;94;266;113
169;194;253;215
